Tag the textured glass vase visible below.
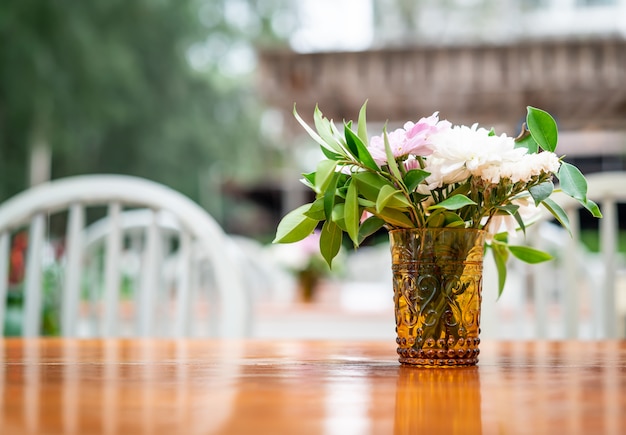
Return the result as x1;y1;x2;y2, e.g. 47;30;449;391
390;228;486;367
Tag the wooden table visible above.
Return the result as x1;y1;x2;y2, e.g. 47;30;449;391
1;339;625;434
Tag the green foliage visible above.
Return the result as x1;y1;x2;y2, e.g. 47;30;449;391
4;266;62;336
273;203;318;243
508;245;553;263
489;236;509;299
0;0;293;205
526;106;558;152
275;102;602;295
428;194;477;211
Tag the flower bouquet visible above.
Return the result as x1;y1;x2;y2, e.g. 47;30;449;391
273;101;601;365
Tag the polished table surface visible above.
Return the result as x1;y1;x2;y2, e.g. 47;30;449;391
1;339;625;434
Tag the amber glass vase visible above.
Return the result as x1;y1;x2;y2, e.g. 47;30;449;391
389;228;486;367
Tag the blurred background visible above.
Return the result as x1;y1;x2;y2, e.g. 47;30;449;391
2;0;626;239
1;0;625;338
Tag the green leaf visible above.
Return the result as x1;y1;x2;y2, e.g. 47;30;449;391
447;182;471;197
442;212;465;227
320;220;343;268
352;171;394;202
445;220;466;228
490;242;509;298
343;120;358;157
526;106;558;152
511;209;526;234
313;105;346;154
336;185;348;199
357;216;385;244
304;197;326;220
376;185;411;213
345;180;360;245
495;204;519;215
320;146;344;161
517;134;539;153
345;124;379;171
293;105;335;151
357;100;369;146
493;205;525;233
529;180;554;206
273;204;319;243
314;159;338;194
376;208;414;228
425;209;446;227
331;203;347;231
383;126;403;181
508;245;553;264
376;184;398;213
493;232;508;243
541;197;571;236
301;172;315;190
557;162;587;202
583;198;603;218
357;197;376;208
428;194;477;211
404;169;430;192
514;124;539;153
329;118;343;138
323;172;340;219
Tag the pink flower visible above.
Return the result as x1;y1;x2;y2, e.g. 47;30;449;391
368;128;407;165
404;112;451;154
298;230;321;257
367;112;450;165
404;157;421;171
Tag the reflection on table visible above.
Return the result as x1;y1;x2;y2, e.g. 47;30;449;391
0;339;625;434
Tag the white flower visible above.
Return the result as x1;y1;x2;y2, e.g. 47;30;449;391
423;124;526;188
502;152;561;183
477;151;561;184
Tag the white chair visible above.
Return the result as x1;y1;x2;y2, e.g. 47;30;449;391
340;244;394;312
229;235;297;305
0;174;249;337
483;171;626;339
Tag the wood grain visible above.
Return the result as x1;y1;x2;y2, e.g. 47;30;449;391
1;339;625;434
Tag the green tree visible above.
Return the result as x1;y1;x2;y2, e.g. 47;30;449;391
0;0;292;209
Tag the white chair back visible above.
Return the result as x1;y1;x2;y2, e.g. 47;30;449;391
483;171;626;339
0;174;249;337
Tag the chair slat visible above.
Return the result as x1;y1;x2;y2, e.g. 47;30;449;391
563;207;581;339
137;210;160;336
103;203;122;337
23;213;45;337
600;198;618;338
0;232;10;333
174;230;192;337
62;203;85;336
532;235;549;339
190;244;201;336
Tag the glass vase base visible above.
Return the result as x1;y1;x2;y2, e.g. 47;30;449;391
398;356;478;367
396;336;481;367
